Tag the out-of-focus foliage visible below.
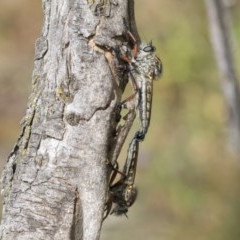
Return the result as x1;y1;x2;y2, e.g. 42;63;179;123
0;0;42;155
0;0;240;239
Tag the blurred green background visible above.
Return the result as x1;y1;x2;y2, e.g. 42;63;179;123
1;0;240;239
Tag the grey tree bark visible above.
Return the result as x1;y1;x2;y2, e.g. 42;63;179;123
0;0;138;239
205;0;240;155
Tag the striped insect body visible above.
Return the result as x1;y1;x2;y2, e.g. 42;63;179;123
104;31;162;220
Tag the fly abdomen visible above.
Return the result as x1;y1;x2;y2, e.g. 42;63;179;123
138;78;153;139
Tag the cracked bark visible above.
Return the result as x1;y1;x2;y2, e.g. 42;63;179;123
0;0;138;239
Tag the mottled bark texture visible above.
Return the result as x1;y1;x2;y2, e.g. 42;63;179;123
205;0;240;155
0;0;138;239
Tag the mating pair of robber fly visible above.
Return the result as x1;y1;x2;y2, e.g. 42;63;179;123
104;31;162;220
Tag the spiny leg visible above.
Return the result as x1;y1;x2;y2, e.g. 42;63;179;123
126;30;139;59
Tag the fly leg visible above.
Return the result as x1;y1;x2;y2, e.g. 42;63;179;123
126;30;139;58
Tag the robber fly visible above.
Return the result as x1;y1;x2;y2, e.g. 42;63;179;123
121;31;162;140
104;31;162;220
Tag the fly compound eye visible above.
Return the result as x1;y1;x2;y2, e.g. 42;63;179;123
143;42;156;52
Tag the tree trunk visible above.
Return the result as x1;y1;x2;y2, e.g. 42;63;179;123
0;0;138;239
205;0;240;155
